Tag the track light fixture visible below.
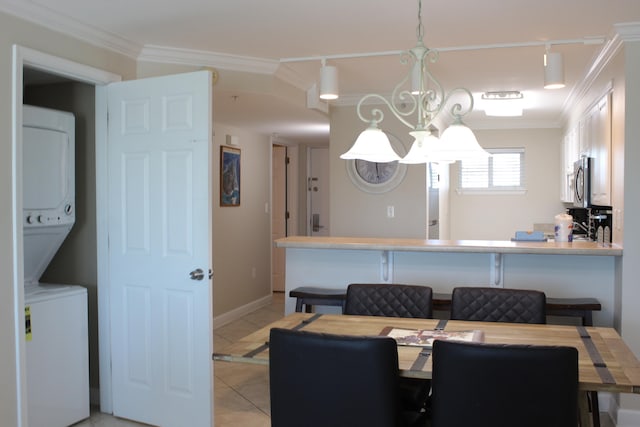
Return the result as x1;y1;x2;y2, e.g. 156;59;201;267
319;59;339;100
544;45;565;89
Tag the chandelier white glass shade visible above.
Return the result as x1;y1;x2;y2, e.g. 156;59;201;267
400;130;444;164
400;119;490;164
436;118;491;161
339;123;402;162
340;0;489;164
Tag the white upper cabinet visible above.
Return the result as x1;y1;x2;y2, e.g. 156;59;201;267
561;126;578;203
561;91;612;206
589;93;612;206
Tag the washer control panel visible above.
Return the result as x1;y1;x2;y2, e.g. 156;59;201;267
24;203;75;227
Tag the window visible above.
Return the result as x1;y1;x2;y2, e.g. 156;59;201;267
457;148;525;194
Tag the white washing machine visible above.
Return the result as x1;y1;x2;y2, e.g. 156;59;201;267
23;105;90;427
24;284;89;427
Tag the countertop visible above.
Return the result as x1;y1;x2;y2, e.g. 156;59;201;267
274;236;622;256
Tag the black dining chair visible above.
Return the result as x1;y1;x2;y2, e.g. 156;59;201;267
344;283;433;413
430;340;579;427
344;283;433;319
450;286;546;324
449;286;599;426
269;327;427;427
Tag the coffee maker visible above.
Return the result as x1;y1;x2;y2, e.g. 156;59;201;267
566;207;612;243
589;207;613;243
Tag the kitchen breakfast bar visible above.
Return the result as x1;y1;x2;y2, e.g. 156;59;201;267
274;236;622;327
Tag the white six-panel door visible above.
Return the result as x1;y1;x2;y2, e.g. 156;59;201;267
107;71;213;426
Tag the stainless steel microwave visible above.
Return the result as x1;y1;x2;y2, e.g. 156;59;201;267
573;157;592;208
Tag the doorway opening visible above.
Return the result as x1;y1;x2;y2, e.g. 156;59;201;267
271;141;299;292
12;46;120;421
307;147;329;236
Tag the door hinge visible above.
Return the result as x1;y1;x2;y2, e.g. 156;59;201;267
285;211;290;220
285;156;290;165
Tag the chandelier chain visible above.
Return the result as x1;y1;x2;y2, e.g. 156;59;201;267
416;0;424;42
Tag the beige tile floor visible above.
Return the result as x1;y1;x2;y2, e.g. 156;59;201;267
77;292;615;427
76;292;284;427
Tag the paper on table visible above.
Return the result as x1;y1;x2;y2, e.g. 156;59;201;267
380;326;484;348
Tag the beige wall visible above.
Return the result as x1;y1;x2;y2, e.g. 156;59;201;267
449;128;565;240
329;104;565;240
329;105;428;238
212;123;273;314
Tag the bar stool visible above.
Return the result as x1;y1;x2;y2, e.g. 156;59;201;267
289;287;347;313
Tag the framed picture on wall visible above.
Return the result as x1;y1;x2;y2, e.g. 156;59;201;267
220;146;241;206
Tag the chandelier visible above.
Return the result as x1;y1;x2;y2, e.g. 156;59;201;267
340;0;490;164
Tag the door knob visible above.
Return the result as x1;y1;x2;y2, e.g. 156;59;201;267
189;268;205;281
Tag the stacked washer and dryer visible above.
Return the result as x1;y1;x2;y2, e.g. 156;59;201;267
23;105;90;427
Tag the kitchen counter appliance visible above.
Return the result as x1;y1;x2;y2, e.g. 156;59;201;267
573;157;591;208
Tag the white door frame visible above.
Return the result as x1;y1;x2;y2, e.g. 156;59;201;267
11;45;121;422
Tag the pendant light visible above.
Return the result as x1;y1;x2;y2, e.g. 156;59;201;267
340;0;489;164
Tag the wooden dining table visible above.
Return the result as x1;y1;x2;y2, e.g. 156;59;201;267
213;312;640;427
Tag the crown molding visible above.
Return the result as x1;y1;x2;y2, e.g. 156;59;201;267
0;0;307;94
562;22;640;119
273;64;311;92
138;45;279;75
613;22;640;42
0;0;142;58
0;0;285;78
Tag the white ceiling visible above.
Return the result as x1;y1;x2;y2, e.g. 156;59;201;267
4;0;640;145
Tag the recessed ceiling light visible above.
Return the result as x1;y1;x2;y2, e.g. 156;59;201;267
481;91;524;117
481;91;524;101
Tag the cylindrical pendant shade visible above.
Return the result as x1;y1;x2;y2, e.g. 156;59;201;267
544;52;565;89
410;60;423;95
340;125;401;162
319;65;339;100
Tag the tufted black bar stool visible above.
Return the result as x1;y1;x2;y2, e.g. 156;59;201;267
450;287;546;324
289;286;347;313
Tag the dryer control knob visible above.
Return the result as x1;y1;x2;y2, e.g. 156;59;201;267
26;215;34;224
37;215;45;224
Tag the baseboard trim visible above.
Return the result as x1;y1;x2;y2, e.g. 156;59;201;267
213;294;273;329
603;392;640;427
615;406;640;427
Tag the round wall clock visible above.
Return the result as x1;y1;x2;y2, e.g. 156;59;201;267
345;132;408;193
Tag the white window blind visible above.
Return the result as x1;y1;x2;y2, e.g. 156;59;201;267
458;148;525;193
